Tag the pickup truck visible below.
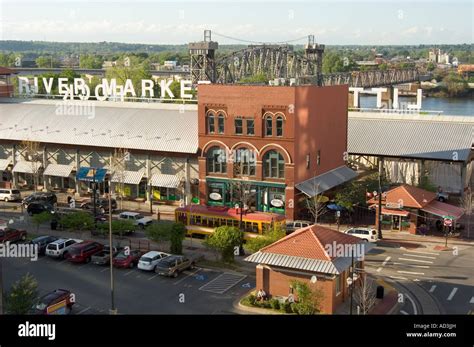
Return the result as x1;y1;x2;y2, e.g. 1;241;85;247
154;255;195;278
118;212;153;229
91;246;123;265
0;228;27;243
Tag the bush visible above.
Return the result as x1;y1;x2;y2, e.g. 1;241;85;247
5;273;38;314
270;298;280;310
203;226;243;263
169;223;186;254
280;301;293;313
59;211;94;231
241;294;257;307
146;222;186;254
245;227;286;253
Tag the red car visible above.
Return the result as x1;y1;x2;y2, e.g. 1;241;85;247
32;289;74;314
65;241;103;263
0;227;27;243
113;250;142;268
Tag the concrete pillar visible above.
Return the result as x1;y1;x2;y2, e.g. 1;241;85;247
75;149;80;197
42;146;48;190
11;144;17;188
349;87;363;108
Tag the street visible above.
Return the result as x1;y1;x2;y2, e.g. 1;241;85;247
365;237;474;315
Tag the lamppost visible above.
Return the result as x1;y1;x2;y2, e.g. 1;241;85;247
377;159;383;240
91;168;97;227
108;180;116;314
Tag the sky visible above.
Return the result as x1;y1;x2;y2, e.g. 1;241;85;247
0;0;472;45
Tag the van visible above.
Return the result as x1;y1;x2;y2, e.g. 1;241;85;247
286;220;312;234
344;227;378;242
45;238;82;259
0;189;21;202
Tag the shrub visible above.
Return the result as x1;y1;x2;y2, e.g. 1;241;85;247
270;298;280;310
203;226;242;263
59;211;94;231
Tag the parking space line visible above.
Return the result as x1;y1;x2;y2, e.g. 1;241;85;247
402;254;436;259
400;310;409;315
100;267;109;272
405;294;418;315
447;288;458;301
174;268;201;285
470;297;474;304
429;285;437;293
77;306;91;315
123;270;134;276
398;257;433;264
147;274;159;281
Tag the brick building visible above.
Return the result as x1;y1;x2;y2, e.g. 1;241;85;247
197;84;356;220
245;224;370;314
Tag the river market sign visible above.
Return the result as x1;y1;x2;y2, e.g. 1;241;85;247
17;77;201;101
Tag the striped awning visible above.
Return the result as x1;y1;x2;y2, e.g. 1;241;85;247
43;164;74;178
111;170;145;185
12;161;42;174
149;174;181;188
0;158;11;171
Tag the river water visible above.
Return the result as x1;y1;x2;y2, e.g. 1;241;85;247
360;95;473;116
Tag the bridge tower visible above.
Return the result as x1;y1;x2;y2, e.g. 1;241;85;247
188;30;219;84
304;35;325;86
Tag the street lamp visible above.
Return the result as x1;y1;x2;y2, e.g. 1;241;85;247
108;180;117;314
377;159;383;240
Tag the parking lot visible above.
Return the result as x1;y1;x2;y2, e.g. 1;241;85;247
2;245;255;315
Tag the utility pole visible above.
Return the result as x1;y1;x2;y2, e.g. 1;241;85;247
350;245;354;315
92;168;97;228
0;259;4;314
108;179;116;314
377;158;383;240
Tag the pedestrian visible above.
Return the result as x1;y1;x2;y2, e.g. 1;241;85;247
257;288;267;301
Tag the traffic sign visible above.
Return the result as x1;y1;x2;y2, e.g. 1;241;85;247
443;219;453;227
346;277;353;286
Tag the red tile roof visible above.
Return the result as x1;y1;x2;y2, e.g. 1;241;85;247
369;184;436;209
259;224;362;260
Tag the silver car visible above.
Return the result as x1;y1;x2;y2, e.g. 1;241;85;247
137;251;169;271
0;189;21;202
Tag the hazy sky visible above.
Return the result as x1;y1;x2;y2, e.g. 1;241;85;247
0;0;472;45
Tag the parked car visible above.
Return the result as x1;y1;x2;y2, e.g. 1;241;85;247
30;235;58;255
344;227;378;242
112;249;143;268
154;255;194;278
0;188;21;202
0;227;27;243
80;198;117;214
26;202;54;216
22;192;57;208
285;220;312;234
118;212;153;229
137;251;169;271
91;246;123;265
436;191;449;202
45;238;82;259
32;289;74;314
65;241;104;263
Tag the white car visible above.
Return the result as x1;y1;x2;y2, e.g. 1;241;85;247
45;238;82;258
137;251;169;271
118;212;153;229
344;228;378;243
0;188;21;202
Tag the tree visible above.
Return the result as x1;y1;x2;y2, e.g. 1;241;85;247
442;72;469;97
304;182;328;223
59;211;94;231
289;280;324;315
354;275;377;315
145;222;186;253
79;54;103;69
245;226;286;253
427;62;436;71
5;273;38;314
105;57;151;99
20;141;42;192
35;56;60;68
31;211;52;232
203;226;242;263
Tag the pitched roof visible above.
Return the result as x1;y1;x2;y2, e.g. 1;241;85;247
348;114;474;162
370;184;436;209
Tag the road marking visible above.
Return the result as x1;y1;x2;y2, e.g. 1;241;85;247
429;285;437;293
398;257;433;264
397;270;425;275
447;288;458;301
100;267;109;272
402;254;436;259
147;274;159;281
400;310;409;315
376;256;391;272
406;250;439;256
174;268;201;285
405;294;418;315
470;297;474;304
393;262;429;269
389;275;408;280
124;270;134;276
199;273;247;294
77;306;91;315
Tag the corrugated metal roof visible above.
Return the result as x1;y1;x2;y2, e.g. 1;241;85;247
348;116;474;161
0;101;198;154
295;166;357;197
111;170;145;185
0;158;11;171
43;163;74;177
149;173;181;188
12;161;42;174
245;251;340;274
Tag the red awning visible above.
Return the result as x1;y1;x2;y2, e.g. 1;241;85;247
381;208;409;217
421;200;465;220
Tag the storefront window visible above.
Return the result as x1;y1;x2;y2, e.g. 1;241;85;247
206;147;227;174
263;150;285;179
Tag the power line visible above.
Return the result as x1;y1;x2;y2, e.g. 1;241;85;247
212;32;308;45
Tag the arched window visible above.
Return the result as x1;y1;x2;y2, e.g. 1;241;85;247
263;150;285;179
217;113;225;134
234;148;256;176
265;115;273;136
276;115;283;137
206;146;227;174
207;113;215;134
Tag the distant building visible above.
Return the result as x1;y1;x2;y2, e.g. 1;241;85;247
102;61;117;68
163;61;178;70
428;49;450;65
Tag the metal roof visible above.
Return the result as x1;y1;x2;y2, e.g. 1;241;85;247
0;158;11;171
12;160;42;174
295;166;357;197
348;114;474;162
149;173;181;188
43;163;74;177
111;170;145;185
0;100;198;154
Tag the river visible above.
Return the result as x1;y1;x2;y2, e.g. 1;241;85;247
359;95;473;116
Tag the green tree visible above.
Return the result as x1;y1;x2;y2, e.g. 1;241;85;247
245;226;286;253
59;211;94;231
97;219;136;237
378;63;388;71
239;73;269;84
169;223;186;254
105;56;151;99
35;56;60;68
5;273;39;314
442;72;469;97
79;54;103;69
289;280;324;315
204;226;242;263
427;62;436;71
145;222;186;254
31;211;52;232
